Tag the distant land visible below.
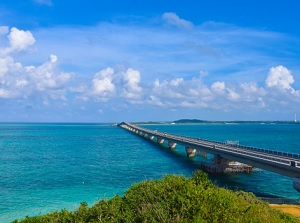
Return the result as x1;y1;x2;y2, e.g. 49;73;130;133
132;119;299;125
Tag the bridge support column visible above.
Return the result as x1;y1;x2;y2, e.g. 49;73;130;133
168;141;177;149
157;137;164;144
202;155;253;173
149;135;154;141
186;147;196;157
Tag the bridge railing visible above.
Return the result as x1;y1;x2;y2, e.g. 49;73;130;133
165;132;300;160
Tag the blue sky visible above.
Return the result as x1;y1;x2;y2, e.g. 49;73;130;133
1;0;300;122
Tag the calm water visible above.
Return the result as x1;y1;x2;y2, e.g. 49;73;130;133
0;123;299;222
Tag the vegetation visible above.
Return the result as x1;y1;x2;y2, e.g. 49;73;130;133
13;171;299;223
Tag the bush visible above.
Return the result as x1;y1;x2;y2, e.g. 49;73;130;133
13;170;300;223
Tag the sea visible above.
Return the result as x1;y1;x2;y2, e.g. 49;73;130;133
0;122;300;222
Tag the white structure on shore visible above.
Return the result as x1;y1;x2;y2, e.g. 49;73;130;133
295;113;297;123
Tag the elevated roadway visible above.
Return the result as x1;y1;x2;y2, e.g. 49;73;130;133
119;122;300;192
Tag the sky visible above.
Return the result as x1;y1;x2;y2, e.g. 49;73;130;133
1;0;300;122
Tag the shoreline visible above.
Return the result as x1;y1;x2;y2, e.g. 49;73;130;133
270;204;300;217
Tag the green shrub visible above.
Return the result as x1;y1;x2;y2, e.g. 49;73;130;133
13;170;300;223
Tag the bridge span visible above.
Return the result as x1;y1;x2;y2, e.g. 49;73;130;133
119;122;300;192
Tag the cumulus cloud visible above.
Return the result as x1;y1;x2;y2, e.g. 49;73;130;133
149;76;214;109
27;55;72;93
148;95;165;107
7;27;36;52
162;12;193;29
1;21;300;120
148;73;275;112
262;65;300;109
211;81;226;94
93;79;115;99
0;33;72;101
265;65;294;91
90;67;115;100
0;56;21;78
82;67;144;103
122;68;142;102
226;88;240;101
170;78;184;87
239;82;266;102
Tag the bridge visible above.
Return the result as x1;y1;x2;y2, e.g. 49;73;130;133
119;122;300;192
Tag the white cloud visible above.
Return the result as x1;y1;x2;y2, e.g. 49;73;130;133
170;78;184;87
92;78;115;98
7;27;36;52
147;73;275;111
82;67;144;103
0;56;21;78
148;95;165;107
1;20;300;121
0;50;72;100
257;97;266;108
162;12;193;29
239;82;266;102
265;65;294;90
211;81;226;94
28;55;72;92
149;76;215;108
49;54;58;63
90;67;116;101
122;68;142;102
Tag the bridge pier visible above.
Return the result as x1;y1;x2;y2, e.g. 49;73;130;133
201;155;253;173
186;147;196;157
149;135;154;141
168;141;177;149
157;137;164;144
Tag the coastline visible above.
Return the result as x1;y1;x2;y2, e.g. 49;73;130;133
270;204;300;217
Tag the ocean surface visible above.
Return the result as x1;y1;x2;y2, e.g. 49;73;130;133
0;122;300;222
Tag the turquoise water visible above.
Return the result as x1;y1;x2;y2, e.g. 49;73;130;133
0;123;300;222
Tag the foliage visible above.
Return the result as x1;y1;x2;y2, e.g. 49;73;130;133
13;170;300;223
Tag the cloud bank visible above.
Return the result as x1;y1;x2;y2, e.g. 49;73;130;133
0;27;72;102
0;12;300;121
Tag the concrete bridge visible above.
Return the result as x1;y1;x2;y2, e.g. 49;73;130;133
119;122;300;192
